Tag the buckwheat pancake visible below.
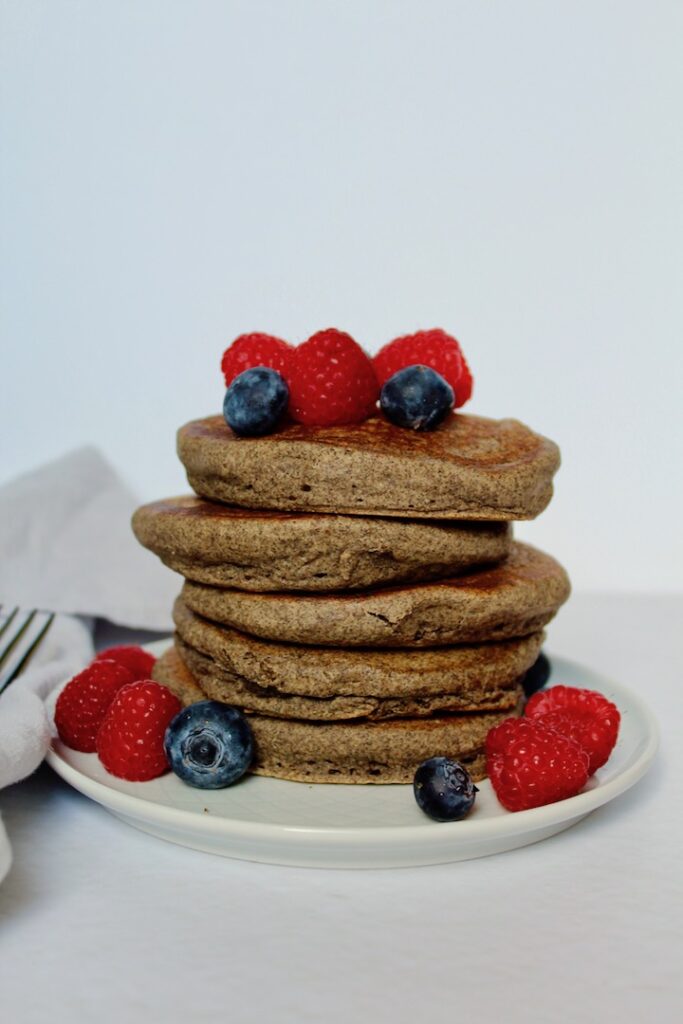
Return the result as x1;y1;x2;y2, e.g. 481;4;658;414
132;496;511;592
172;596;543;710
153;646;517;784
177;413;560;521
248;714;501;784
152;645;206;705
172;637;526;720
181;542;570;648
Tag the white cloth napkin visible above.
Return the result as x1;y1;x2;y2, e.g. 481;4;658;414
0;447;179;881
0;613;94;879
0;446;177;629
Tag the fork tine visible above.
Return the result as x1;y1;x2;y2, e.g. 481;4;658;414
0;607;20;643
0;609;35;666
0;612;55;694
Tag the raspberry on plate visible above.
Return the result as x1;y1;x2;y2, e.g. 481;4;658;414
96;645;156;681
486;717;590;812
221;333;292;387
54;660;135;752
286;328;379;426
525;685;621;774
373;328;472;408
96;681;181;782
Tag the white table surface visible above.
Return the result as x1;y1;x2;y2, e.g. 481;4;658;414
1;593;680;1024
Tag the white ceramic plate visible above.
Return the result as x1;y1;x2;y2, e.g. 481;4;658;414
46;649;658;868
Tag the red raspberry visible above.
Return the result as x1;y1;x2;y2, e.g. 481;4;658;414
55;660;135;752
286;329;379;426
221;333;292;387
96;645;156;681
96;681;181;782
486;718;590;812
456;352;473;406
373;328;473;408
525;686;621;775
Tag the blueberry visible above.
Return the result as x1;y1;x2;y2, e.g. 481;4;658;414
521;652;552;697
413;757;478;822
380;364;454;431
164;701;254;789
223;366;289;437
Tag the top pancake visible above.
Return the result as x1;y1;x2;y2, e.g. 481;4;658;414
177;412;560;520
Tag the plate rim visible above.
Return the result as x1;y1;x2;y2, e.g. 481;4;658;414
46;652;659;849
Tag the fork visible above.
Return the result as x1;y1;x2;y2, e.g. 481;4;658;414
0;606;55;695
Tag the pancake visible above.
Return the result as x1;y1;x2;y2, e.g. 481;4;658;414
172;596;544;705
152;646;519;784
181;542;570;647
131;496;511;592
177;412;560;521
173;637;525;720
248;714;504;784
152;645;206;704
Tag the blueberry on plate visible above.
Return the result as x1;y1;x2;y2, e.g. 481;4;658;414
413;757;478;822
380;364;454;431
223;366;289;437
164;701;254;789
521;652;552;697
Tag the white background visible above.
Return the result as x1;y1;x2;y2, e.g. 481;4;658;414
2;0;682;592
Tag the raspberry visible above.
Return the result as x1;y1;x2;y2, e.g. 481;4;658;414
96;681;181;782
286;329;379;426
373;329;473;408
221;333;292;387
457;352;473;406
96;645;156;681
55;660;135;752
525;686;621;774
486;718;590;812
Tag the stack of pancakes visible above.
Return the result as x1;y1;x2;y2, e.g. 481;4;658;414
135;413;569;784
